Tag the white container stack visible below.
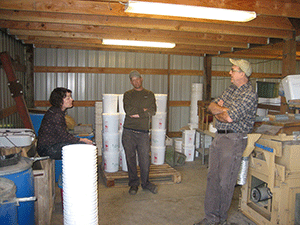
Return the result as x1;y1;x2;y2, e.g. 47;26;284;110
102;94;120;173
151;94;168;165
182;129;196;161
118;94;128;172
62;144;98;225
189;83;203;128
174;138;183;153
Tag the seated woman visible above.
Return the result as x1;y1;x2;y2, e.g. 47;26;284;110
37;87;93;159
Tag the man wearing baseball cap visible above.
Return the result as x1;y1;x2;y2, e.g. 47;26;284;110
194;59;258;225
122;70;158;195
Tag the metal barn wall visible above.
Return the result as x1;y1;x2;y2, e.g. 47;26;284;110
0;31;26;128
34;48;297;132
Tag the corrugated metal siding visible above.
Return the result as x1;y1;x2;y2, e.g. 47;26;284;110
34;48;299;132
0;30;26;128
34;49;171;126
169;55;202;131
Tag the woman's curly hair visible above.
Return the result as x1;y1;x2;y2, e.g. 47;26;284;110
49;87;72;108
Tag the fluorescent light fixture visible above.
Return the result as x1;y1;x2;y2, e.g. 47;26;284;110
102;39;176;48
125;1;256;22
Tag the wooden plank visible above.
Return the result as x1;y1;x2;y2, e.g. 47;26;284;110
203;55;212;101
101;163;181;187
257;103;280;111
34;100;193;108
34;66;281;78
167;132;182;138
0;105;17;120
33;159;55;225
34;100;96;107
0;20;268;48
169;101;191;107
34;66;202;76
1;0;300;23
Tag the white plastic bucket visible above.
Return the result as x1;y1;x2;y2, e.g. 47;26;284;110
103;151;119;173
155;94;167;113
118;94;125;113
182;129;196;146
174;138;182;149
175;148;183;153
152;112;167;130
192;83;203;92
119;149;128;172
102;113;119;133
188;123;198;130
119;113;126;130
119;130;124;150
102;132;119;152
151;146;166;165
151;129;166;147
184;145;195;162
102;94;119;113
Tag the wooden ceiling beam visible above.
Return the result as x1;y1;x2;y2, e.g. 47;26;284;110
7;26;270;46
23;36;233;53
0;8;294;31
32;43;214;56
18;35;249;49
0;9;294;39
0;18;293;40
136;0;300;19
1;0;299;58
1;0;300;19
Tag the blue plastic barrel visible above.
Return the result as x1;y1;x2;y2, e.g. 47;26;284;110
29;113;44;136
0;157;35;225
55;159;63;183
0;177;18;225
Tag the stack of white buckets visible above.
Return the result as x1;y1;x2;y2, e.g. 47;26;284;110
176;83;203;162
101;93;168;172
102;94;121;173
118;94;128;171
151;94;168;165
189;83;203;129
62;144;98;224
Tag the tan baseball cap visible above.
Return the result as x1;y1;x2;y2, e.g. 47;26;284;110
129;70;141;79
229;58;252;77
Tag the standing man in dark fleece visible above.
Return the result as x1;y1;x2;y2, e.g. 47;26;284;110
194;59;258;225
122;70;158;195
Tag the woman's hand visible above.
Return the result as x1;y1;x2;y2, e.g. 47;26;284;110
80;138;94;145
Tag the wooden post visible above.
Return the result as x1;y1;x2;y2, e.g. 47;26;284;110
281;36;297;114
167;54;171;134
203;55;212;101
25;44;35;108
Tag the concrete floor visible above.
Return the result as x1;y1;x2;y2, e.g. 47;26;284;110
50;157;257;225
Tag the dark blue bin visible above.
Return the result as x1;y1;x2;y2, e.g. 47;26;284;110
55;160;63;183
29;113;44;136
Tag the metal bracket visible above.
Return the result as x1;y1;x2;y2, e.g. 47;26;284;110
8;80;23;98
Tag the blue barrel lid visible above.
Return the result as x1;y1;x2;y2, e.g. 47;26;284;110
0;157;32;176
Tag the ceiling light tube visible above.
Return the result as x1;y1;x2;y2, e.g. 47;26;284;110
102;39;176;48
125;1;256;22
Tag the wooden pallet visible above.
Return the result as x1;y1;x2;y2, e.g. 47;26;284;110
100;163;181;187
